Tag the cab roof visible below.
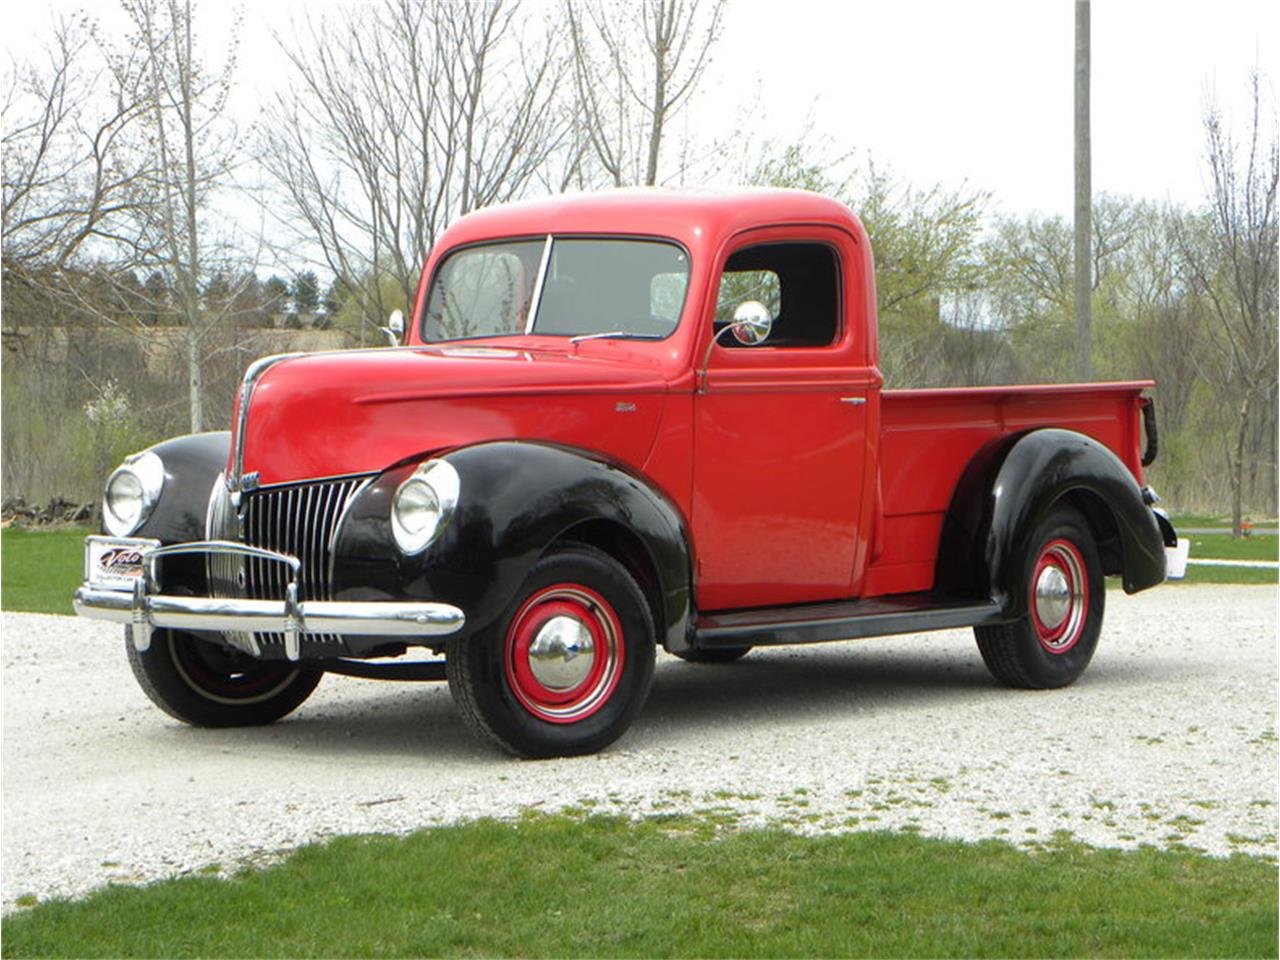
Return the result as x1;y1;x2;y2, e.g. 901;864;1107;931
437;187;866;251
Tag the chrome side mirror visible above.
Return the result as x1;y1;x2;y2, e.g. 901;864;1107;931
697;300;774;392
729;300;772;345
380;309;405;347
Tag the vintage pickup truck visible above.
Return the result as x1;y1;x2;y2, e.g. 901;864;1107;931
75;189;1178;757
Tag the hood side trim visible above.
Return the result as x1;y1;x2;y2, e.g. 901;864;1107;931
232;352;304;502
354;381;670;405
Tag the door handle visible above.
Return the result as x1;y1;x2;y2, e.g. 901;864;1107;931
839;397;867;405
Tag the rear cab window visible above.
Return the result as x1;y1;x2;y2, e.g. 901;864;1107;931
714;243;840;349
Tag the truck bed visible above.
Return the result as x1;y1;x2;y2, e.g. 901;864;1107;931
863;380;1152;597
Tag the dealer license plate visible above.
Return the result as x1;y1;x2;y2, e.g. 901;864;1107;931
85;535;160;589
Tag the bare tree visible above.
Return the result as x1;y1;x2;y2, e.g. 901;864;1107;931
1176;73;1279;536
117;0;244;432
2;18;153;270
567;0;726;187
1114;203;1200;436
260;0;570;342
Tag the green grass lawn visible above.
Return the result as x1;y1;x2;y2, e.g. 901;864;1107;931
1171;512;1278;529
0;525;91;615
1184;533;1278;561
1172;533;1278;586
1175;563;1278;585
1168;512;1232;528
3;814;1276;959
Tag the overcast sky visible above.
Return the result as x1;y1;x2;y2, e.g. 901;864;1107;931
712;0;1277;215
5;0;1277;221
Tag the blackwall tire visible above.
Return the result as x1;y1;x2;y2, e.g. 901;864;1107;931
126;629;322;727
446;545;656;758
974;504;1105;689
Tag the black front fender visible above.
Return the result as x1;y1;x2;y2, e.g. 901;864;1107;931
130;432;229;544
111;431;229;596
331;442;693;650
937;428;1166;617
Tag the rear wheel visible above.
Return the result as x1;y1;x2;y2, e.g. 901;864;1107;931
447;545;655;758
126;629;322;726
974;504;1104;689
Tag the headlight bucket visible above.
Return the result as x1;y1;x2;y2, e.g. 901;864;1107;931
390;459;460;555
103;450;165;537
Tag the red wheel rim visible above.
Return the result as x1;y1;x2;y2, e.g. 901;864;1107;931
1030;538;1089;654
504;583;625;723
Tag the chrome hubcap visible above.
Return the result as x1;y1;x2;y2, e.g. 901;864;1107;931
1034;565;1072;630
526;615;596;691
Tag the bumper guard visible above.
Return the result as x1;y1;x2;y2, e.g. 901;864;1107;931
73;540;465;661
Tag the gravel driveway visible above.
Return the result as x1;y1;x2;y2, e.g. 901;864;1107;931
3;584;1276;909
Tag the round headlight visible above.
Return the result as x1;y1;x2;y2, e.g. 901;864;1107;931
390;459;459;554
103;450;165;537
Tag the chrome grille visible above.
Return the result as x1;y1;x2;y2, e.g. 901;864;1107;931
206;475;367;649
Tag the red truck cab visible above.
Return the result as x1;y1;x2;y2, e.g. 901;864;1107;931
75;189;1175;757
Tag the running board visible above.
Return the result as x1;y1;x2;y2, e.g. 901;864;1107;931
320;658;446;681
693;593;1005;649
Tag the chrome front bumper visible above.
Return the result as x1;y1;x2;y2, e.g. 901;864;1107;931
74;539;465;661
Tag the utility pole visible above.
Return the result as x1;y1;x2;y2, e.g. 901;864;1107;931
1074;0;1093;379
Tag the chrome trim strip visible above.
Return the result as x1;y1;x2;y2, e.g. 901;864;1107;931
204;472;227;539
232;352;304;504
246;470;376;493
75;586;465;640
523;234;554;335
144;540;301;576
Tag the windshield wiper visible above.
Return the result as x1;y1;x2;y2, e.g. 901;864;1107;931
568;331;664;343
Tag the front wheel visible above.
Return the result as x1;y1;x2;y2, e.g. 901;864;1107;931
127;629;322;726
447;545;656;758
974;504;1104;689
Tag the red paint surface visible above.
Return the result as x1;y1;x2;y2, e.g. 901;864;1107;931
863;382;1150;597
238;345;670;486
229;189;1155;613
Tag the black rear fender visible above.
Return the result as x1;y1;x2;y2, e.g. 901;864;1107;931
936;428;1166;618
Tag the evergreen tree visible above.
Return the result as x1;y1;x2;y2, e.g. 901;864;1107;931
292;270;320;317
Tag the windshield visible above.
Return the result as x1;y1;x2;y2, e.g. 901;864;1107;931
422;237;689;343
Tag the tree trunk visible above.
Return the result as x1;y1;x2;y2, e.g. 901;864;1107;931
187;326;202;433
1073;0;1092;380
645;1;668;186
180;1;203;433
1268;391;1278;515
1231;390;1253;538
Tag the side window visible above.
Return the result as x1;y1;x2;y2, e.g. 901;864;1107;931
714;242;839;348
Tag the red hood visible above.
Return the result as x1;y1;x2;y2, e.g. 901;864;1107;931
234;345;671;486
